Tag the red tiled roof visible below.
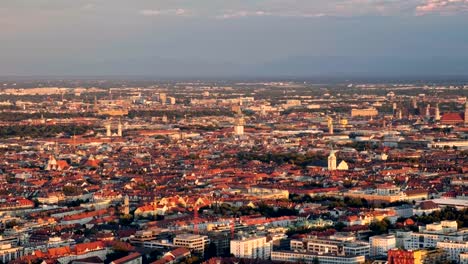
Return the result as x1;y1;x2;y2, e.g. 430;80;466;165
111;252;141;264
441;113;464;122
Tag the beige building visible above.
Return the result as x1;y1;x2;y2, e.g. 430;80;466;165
369;234;396;257
230;236;272;260
460;252;468;264
0;243;23;263
437;241;468;263
351;108;378;117
173;234;209;254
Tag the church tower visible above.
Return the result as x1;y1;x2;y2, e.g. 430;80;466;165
117;120;123;137
435;103;441;121
105;123;111;137
328;151;337;171
234;116;244;136
327;116;334;135
465;101;468;125
425;104;431;118
123;195;130;215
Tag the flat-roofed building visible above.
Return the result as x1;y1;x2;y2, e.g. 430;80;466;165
230;236;272;260
369;234;396;257
0;243;23;263
173;234;209;255
351;108;378;117
271;250;365;264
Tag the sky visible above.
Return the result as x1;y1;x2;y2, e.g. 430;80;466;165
1;0;468;78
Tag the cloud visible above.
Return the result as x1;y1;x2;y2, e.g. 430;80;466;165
175;8;186;15
216;10;329;19
213;0;468;18
216;10;272;19
415;0;468;15
139;8;189;17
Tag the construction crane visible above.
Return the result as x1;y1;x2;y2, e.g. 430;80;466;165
193;205;199;234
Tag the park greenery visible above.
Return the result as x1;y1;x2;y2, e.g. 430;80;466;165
0;124;93;138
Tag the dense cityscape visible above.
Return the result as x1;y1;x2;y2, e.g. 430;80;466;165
0;80;466;264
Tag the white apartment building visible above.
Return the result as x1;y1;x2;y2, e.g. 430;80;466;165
290;237;370;256
271;250;365;264
404;221;467;249
460;252;468;264
173;234;209;254
230;236;272;260
369;234;396;257
437;241;468;263
0;243;23;263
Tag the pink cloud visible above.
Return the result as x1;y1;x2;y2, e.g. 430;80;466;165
416;0;468;15
139;9;189;17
